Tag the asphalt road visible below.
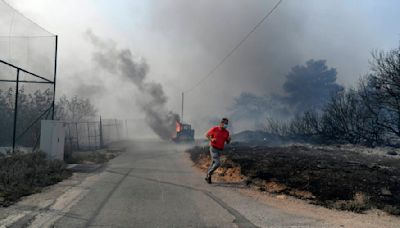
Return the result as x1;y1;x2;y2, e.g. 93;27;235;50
53;141;324;228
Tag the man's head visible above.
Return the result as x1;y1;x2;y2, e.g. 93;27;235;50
219;117;229;129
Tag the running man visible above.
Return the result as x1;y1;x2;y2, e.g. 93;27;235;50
204;117;231;184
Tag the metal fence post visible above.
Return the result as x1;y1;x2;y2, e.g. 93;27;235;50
87;122;91;150
75;122;80;150
67;124;72;150
99;116;104;148
114;119;120;141
125;119;128;138
94;125;98;149
12;69;20;152
52;35;58;120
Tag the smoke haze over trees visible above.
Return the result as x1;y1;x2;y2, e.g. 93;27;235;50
0;87;95;147
55;95;97;122
282;59;344;114
229;93;290;129
263;45;400;146
229;59;343;128
0;88;53;147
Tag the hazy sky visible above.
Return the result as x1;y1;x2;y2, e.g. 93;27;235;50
4;0;400;136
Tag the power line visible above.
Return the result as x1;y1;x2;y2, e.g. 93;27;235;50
184;0;283;93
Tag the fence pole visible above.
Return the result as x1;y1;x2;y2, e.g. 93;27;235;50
12;69;20;152
125;119;128;138
115;119;120;141
75;123;80;150
99;116;104;148
68;124;72;150
87;122;91;150
94;125;98;150
52;35;58;120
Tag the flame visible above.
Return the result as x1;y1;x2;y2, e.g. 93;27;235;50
176;121;182;132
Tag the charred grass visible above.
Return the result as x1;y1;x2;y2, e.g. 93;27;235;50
0;152;71;207
187;145;400;215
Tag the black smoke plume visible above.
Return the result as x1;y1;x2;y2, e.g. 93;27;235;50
85;29;179;140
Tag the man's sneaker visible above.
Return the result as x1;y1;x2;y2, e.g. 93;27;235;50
205;175;212;184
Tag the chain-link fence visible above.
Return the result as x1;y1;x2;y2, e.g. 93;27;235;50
0;1;57;153
64;118;125;153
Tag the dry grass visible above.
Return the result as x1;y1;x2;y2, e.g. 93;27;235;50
195;152;245;183
65;147;124;164
327;192;371;213
0;151;71;207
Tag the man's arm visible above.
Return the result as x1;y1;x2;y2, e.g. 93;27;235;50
205;128;216;142
206;134;216;143
226;136;231;144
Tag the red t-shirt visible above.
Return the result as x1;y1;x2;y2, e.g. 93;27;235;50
206;126;230;150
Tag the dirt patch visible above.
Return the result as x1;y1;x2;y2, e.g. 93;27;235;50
187;144;400;215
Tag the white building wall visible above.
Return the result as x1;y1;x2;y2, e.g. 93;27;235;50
40;120;65;160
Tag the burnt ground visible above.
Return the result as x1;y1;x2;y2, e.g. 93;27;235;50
187;144;400;215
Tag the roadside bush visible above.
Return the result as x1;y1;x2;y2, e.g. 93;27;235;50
320;89;385;145
265;110;322;143
359;47;400;139
0;151;71;206
265;88;386;146
265;44;400;147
